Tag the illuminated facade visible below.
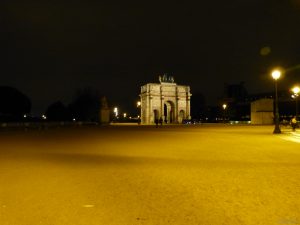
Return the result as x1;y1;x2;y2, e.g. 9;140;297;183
251;98;273;125
140;75;191;124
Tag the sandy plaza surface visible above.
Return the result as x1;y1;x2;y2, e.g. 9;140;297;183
1;124;300;225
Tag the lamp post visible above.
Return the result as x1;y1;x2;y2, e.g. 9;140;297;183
114;107;118;118
136;101;142;124
222;103;227;123
292;86;300;121
271;69;281;134
137;101;141;117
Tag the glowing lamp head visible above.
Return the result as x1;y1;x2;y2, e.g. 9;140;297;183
113;107;118;116
222;104;227;110
271;70;281;80
292;86;300;95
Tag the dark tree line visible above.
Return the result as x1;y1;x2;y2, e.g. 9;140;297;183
45;101;70;121
190;92;207;120
0;86;31;121
46;88;101;122
0;86;103;122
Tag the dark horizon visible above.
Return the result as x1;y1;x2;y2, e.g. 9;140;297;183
2;1;300;115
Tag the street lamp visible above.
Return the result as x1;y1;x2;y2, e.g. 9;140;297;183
271;69;281;134
114;107;118;117
291;86;300;120
222;104;227;123
136;101;142;124
137;101;141;118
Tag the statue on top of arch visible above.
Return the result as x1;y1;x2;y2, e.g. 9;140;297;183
159;73;175;83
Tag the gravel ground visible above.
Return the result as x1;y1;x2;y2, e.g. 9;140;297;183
0;124;300;225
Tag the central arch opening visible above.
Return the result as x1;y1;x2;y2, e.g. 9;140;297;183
153;109;159;122
164;101;175;123
179;110;185;123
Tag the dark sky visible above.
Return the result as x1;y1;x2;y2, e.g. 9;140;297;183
2;1;300;115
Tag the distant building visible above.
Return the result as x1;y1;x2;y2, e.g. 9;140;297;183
251;98;274;125
221;82;296;122
222;82;250;121
223;82;248;103
140;74;192;124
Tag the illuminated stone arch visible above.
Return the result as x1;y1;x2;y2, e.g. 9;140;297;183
140;75;191;124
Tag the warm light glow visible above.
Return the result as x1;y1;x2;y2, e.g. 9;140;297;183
114;107;118;116
271;70;281;80
137;101;141;107
73;118;76;121
292;86;300;95
222;104;227;110
123;113;127;118
23;114;27;118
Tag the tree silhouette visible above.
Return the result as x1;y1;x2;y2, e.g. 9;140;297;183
191;92;206;120
0;86;31;121
45;101;71;121
68;88;101;122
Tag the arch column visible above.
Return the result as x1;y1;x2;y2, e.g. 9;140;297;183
149;95;153;123
176;96;180;123
187;95;191;119
161;96;164;120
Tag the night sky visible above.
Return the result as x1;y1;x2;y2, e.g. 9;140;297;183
2;1;300;115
